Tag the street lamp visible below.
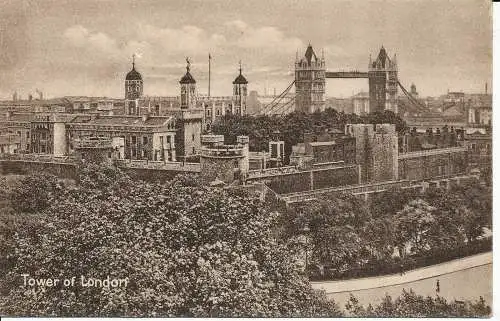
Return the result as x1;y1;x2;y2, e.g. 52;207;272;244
302;223;311;273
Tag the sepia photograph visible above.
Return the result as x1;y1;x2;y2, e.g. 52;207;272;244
0;0;494;317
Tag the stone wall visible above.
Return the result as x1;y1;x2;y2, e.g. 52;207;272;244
200;157;237;183
120;167;181;182
0;160;77;179
312;165;359;189
398;149;468;181
247;165;359;194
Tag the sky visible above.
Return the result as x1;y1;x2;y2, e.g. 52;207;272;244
0;0;492;99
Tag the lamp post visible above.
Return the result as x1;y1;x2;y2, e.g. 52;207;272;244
302;223;310;273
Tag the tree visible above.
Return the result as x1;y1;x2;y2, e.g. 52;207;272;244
394;199;436;256
345;290;491;317
9;173;62;213
281;195;371;275
211;108;407;164
0;165;342;317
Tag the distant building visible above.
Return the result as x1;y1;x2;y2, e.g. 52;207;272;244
467;94;491;126
290;128;356;168
410;83;419;98
67;114;177;161
325;97;353;114
247;91;295;116
352;91;370;115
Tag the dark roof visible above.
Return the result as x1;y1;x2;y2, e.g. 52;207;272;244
304;44;317;64
126;64;142;81
373;46;387;68
233;71;248;85
180;69;196;84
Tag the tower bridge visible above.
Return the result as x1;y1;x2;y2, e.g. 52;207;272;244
324;71;368;79
256;44;426;116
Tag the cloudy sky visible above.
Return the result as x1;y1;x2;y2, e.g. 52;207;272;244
0;0;492;99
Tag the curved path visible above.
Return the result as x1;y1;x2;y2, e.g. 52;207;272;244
311;252;492;307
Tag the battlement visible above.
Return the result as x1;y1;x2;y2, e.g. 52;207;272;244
200;145;246;158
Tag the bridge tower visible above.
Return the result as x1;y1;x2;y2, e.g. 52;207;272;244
368;46;398;114
295;44;326;113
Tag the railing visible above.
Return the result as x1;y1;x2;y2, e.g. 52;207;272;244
398;146;466;159
116;159;201;172
0;153;76;164
247;166;299;179
200;145;245;157
281;180;411;203
73;139;113;149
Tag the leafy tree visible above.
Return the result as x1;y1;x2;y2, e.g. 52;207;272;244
345;289;491;317
211;108;407;164
281;195;371;274
9;173;61;213
394;199;436;256
0;165;342;317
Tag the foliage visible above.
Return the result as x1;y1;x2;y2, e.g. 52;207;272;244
281;195;371;273
211;108;407;163
9;173;61;213
345;290;491;317
0;165;342;317
282;178;492;281
394;199;436;255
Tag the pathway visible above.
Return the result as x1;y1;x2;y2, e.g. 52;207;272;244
311;252;492;307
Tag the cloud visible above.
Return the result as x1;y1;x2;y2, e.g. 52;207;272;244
136;24;226;56
64;25;117;53
57;21;305;96
224;20;304;53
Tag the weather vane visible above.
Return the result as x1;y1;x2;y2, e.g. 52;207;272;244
186;57;191;71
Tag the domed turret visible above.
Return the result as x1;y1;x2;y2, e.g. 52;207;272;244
126;66;142;81
233;64;248;85
180;58;197;109
125;55;143;114
180;58;196;84
232;61;248;115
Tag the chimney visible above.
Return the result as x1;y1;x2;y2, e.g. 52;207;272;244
485;82;488;95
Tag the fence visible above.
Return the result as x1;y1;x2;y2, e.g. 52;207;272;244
308;237;492;281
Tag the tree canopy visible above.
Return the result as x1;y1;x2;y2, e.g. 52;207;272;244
211;108;407;163
0;165;341;317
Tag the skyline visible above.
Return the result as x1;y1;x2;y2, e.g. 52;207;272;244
0;0;492;100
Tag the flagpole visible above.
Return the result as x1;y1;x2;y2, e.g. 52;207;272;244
208;53;211;98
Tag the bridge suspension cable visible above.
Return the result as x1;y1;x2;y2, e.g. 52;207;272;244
250;80;295;116
397;81;428;112
266;96;296;116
